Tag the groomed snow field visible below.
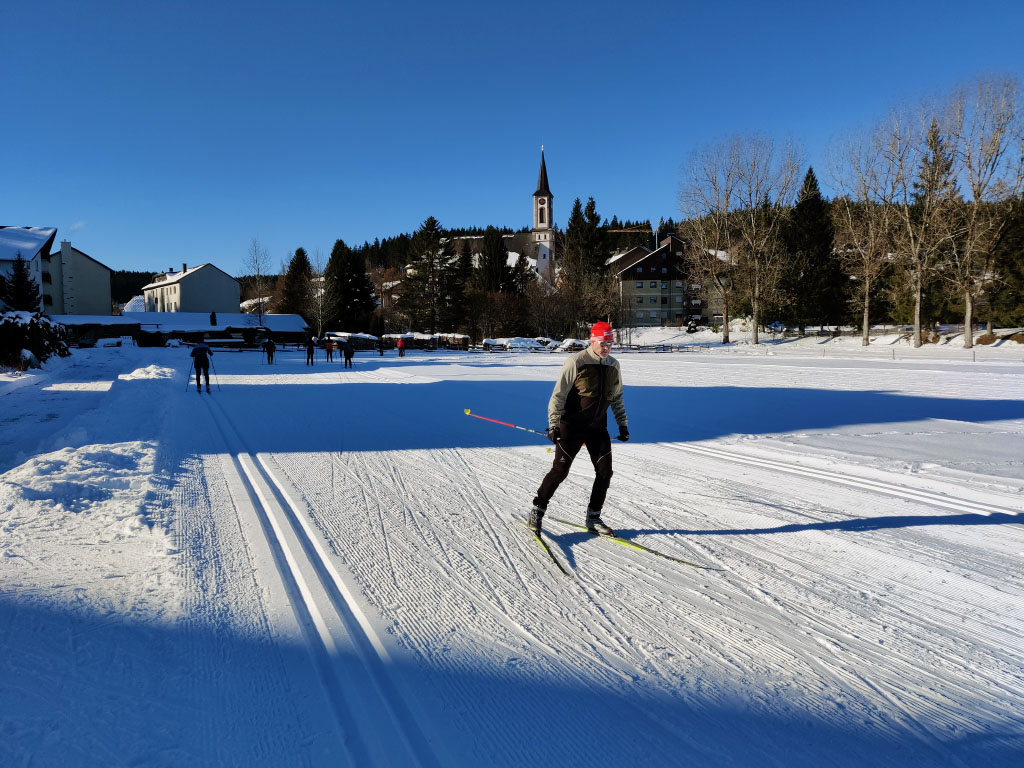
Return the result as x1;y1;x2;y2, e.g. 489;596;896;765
1;335;1022;767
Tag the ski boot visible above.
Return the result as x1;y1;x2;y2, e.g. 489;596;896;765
527;504;546;535
585;508;614;536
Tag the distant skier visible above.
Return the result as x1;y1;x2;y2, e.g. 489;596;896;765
190;340;213;393
528;321;629;536
343;338;355;368
377;337;385;357
325;338;336;362
397;337;405;357
306;336;316;366
262;337;276;364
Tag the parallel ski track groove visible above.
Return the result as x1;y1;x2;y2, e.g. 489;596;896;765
203;397;441;768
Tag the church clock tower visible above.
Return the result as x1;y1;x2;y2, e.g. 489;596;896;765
531;147;555;283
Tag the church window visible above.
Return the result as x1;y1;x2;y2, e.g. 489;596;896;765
538;206;545;224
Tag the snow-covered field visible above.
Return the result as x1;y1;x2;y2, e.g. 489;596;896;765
2;336;1022;767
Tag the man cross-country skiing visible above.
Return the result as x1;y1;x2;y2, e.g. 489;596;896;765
190;340;213;393
528;321;629;536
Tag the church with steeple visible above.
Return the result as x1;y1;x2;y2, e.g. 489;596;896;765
531;147;555;283
447;147;558;284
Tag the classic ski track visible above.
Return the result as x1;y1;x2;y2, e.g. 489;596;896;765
330;448;645;685
668;441;1023;517
289;448;701;765
610;441;1024;758
202;397;441;768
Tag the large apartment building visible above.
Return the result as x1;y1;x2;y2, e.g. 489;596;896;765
0;227;112;314
607;235;707;327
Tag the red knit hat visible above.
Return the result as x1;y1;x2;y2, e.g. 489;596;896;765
590;321;614;342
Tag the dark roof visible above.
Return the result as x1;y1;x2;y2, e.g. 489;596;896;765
534;148;552;197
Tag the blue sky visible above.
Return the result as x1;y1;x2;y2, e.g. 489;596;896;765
5;0;1023;276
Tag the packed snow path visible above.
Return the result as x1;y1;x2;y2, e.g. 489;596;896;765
2;346;1023;766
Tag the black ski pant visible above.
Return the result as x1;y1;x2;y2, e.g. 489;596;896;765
533;422;613;513
306;349;314;365
194;360;210;389
344;354;353;368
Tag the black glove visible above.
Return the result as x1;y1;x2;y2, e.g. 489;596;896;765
547;426;560;444
616;426;630;442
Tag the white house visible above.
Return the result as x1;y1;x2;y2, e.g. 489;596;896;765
0;226;55;311
143;263;240;314
0;227;113;315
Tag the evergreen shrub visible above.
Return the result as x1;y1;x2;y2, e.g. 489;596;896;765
0;312;70;369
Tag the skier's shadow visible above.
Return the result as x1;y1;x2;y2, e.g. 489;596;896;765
545;511;1024;569
614;511;1023;538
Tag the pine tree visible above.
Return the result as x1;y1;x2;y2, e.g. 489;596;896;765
324;239;376;331
779;167;845;331
280;248;314;321
476;226;511;292
1;254;42;312
402;217;455;333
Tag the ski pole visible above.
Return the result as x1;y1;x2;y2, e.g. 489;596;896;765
464;409;550;439
185;361;193;391
211;361;221;391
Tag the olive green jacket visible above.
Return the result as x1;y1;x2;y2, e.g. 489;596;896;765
548;347;627;432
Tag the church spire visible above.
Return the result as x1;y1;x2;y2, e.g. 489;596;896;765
534;146;552;197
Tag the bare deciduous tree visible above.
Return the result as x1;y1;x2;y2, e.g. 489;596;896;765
679;141;739;342
680;136;799;343
829;122;901;346
886;104;959;347
732;136;801;343
244;237;273;325
944;76;1024;347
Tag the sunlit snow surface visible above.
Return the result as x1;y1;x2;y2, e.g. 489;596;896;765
1;336;1022;767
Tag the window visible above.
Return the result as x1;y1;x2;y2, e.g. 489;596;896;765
43;295;53;305
661;267;667;274
675;296;683;303
636;296;643;304
636;311;644;319
661;297;668;305
538;207;545;225
635;281;643;288
650;281;657;288
661;282;667;289
649;311;657;318
674;281;683;288
649;296;657;304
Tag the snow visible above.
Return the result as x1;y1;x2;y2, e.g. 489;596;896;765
1;341;1023;766
0;226;56;261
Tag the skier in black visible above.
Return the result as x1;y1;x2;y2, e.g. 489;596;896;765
190;340;213;393
528;321;628;536
343;338;355;369
262;337;276;364
306;336;316;366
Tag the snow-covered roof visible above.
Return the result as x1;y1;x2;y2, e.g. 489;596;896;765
115;311;307;334
0;227;57;262
47;314;141;327
142;263;238;290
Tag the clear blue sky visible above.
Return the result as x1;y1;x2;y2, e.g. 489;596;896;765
5;0;1023;276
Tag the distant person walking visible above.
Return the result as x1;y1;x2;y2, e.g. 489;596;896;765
344;338;355;369
306;336;316;366
262;337;276;364
325;338;336;362
377;337;385;357
397;337;405;357
190;340;213;394
527;321;629;537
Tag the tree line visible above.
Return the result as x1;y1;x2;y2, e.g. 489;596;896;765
680;75;1024;348
239;203;679;342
